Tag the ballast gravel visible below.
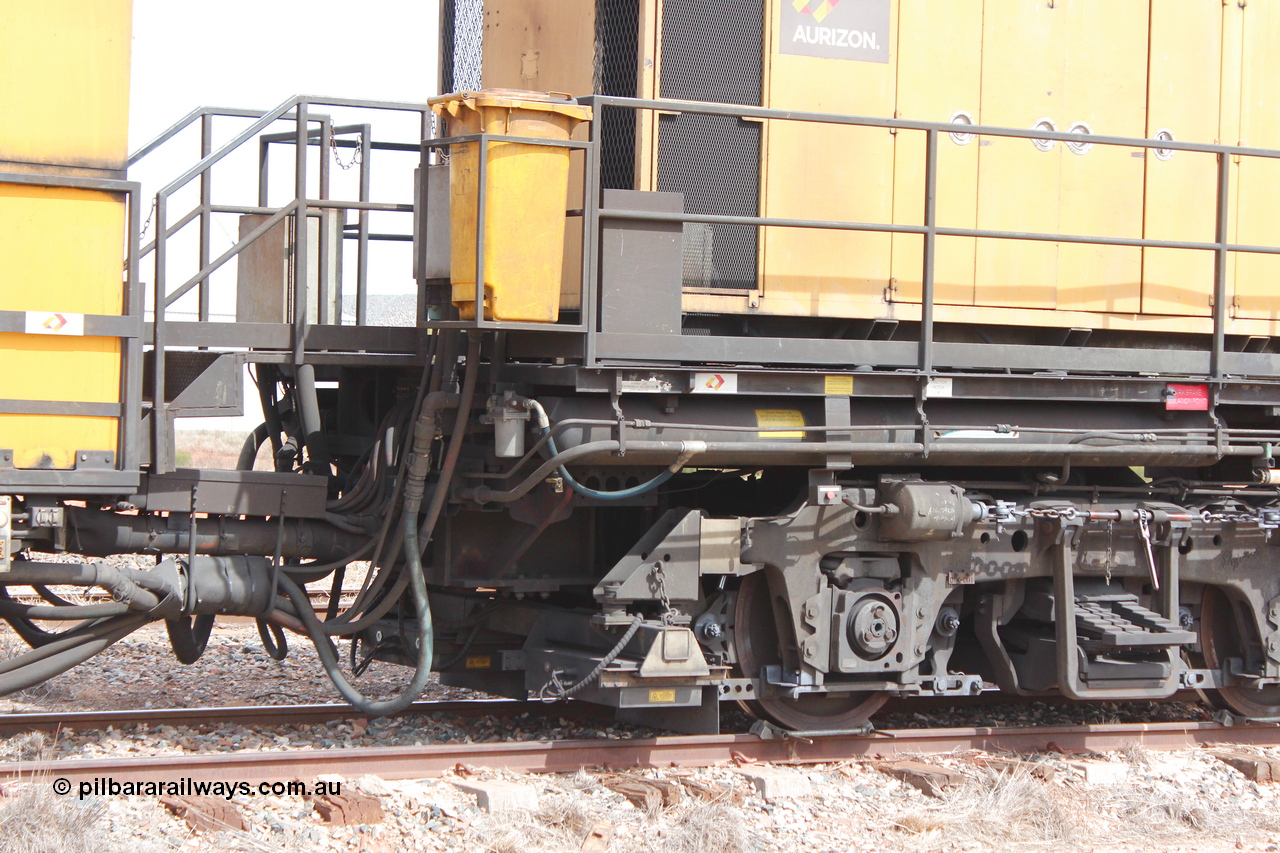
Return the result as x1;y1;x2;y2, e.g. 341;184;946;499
5;746;1280;852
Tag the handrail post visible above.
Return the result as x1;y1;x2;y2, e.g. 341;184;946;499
258;135;270;208
1211;150;1231;382
919;127;939;376
122;183;142;473
357;123;372;326
584;107;603;366
318;117;332;326
475;133;488;326
152;192;168;474
198;113;213;323
293;100;310;365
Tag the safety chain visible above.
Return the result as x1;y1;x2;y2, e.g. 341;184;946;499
652;563;677;626
330;134;363;171
138;197;159;244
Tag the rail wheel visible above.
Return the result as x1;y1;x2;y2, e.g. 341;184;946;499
1200;585;1280;720
732;572;887;731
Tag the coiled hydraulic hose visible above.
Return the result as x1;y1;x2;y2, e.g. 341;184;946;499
289;338;481;716
525;400;703;501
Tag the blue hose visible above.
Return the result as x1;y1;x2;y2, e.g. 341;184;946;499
543;430;678;500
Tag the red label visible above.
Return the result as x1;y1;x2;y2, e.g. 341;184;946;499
1165;384;1209;411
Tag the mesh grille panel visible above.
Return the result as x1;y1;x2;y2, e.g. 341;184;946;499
659;0;762;290
442;0;455;93
448;0;483;92
658;114;761;290
659;0;762;104
595;0;640;191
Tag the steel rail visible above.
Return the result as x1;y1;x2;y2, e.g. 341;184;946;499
2;720;1277;785
0;698;600;738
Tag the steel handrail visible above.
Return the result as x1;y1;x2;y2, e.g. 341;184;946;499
143;95;431;474
128;107;274;167
577;94;1280;384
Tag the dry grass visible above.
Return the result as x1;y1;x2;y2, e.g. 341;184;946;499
477;784;752;853
636;803;750;853
888;766;1073;850
174;430;261;471
478;793;599;853
0;783;111;853
887;759;1280;852
1097;783;1280;839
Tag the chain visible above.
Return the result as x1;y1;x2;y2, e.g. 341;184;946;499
1104;520;1114;585
1022;506;1079;520
330;133;363;171
138;197;158;243
652;563;677;626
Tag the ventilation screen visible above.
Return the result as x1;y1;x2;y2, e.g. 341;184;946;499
443;0;483;93
442;0;455;93
595;0;640;191
658;0;763;290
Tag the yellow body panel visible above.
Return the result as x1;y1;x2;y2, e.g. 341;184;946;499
1055;1;1147;314
0;185;124;469
889;0;982;307
1218;1;1246;320
0;0;132;173
973;0;1065;309
1141;0;1222;317
477;0;1280;334
760;0;900;316
1232;1;1280;320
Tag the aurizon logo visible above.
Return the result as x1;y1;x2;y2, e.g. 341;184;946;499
792;0;842;25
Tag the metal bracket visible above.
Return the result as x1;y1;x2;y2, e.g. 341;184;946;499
0;496;11;572
750;720;873;742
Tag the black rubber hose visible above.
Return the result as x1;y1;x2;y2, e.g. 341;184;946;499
257;617;289;660
0;599;132;621
285;337;481;715
0;616;148;697
32;585;79;607
296;363;332;475
165;614;215;664
0;561;164;612
237;422;271;471
0;615;149;677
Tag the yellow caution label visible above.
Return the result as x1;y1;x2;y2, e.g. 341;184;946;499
464;656;492;670
824;375;853;396
648;689;677;703
755;409;806;439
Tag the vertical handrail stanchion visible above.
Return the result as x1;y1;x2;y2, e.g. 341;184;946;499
584;103;604;366
152;192;168;473
1211;150;1231;383
198;113;213;323
122;184;142;472
357;124;372;326
475;133;488;328
919;127;939;376
318;118;332;326
258;135;270;208
293;100;310;365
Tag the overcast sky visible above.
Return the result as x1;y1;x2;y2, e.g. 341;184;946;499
129;0;440;146
128;1;442;431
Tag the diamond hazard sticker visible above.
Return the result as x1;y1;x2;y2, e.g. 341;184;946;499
692;372;738;394
25;311;85;336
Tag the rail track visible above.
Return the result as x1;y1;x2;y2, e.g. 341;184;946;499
3;716;1278;786
0;698;610;737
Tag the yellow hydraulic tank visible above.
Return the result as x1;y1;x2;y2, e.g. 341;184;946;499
0;0;132;470
430;90;592;323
